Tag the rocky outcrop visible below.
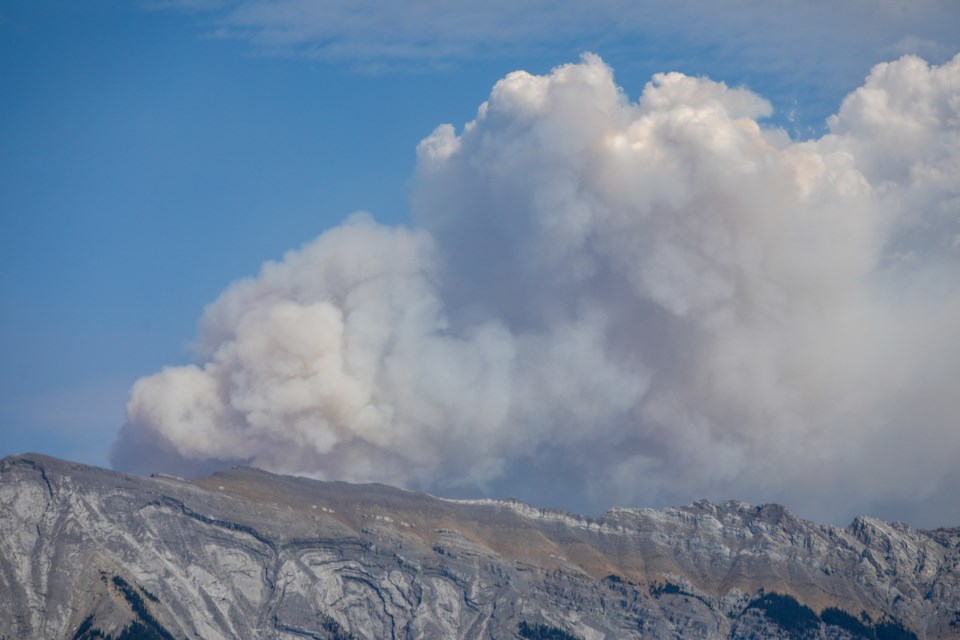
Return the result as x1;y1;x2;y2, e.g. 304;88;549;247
1;453;958;639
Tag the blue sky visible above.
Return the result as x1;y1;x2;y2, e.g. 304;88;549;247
2;1;467;464
2;1;959;523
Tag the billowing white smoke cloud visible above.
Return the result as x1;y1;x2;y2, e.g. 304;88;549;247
112;53;960;526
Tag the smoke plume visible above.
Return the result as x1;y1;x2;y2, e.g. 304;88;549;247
112;53;960;526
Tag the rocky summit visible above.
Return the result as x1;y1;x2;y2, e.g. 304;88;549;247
1;454;959;640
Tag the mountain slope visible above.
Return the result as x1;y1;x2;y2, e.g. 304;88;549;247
1;454;958;639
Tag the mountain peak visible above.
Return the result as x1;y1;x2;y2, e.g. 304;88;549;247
2;454;957;639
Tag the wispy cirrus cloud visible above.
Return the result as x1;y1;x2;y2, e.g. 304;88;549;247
156;0;960;128
163;0;959;66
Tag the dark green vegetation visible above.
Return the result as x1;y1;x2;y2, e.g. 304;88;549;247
745;594;918;640
748;592;820;637
649;579;712;608
70;576;174;640
74;573;356;640
816;608;918;640
110;576;174;640
649;580;685;597
71;616;103;640
821;607;874;638
518;620;582;640
113;620;175;640
874;620;918;640
71;617;171;640
319;613;357;640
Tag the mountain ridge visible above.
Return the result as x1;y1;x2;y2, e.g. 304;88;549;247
2;453;958;639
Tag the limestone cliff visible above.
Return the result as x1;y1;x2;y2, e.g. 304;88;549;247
1;454;958;639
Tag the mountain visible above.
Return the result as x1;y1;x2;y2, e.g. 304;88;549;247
1;453;958;640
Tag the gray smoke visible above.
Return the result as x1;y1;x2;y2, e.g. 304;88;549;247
112;53;960;526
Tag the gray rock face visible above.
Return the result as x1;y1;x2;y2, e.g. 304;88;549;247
1;453;958;640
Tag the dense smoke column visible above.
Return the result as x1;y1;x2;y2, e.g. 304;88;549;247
112;53;960;527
